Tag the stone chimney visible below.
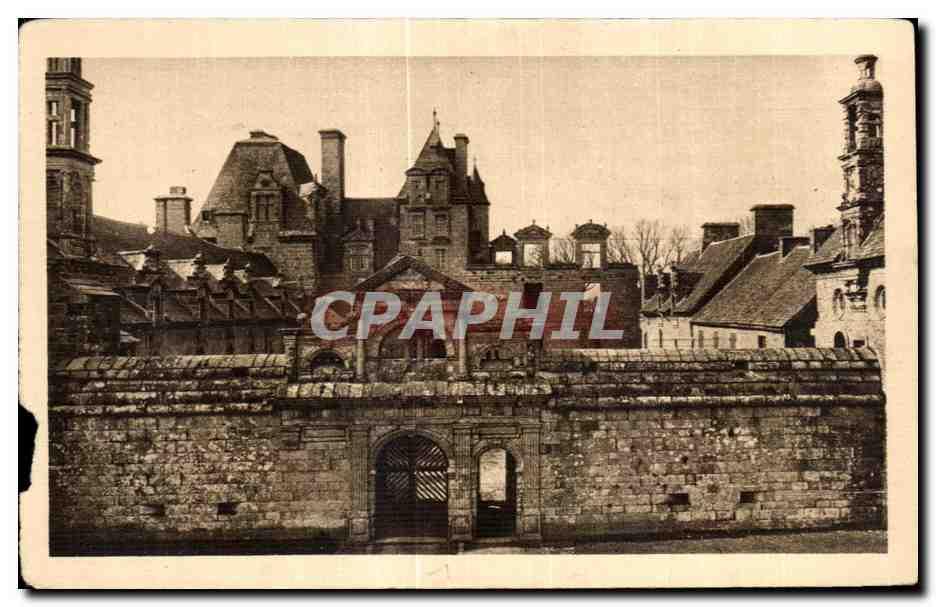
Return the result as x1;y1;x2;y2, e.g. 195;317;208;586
154;186;193;235
643;274;659;302
811;224;836;254
780;236;811;257
319;129;346;215
750;204;794;253
701;222;740;251
454;133;469;194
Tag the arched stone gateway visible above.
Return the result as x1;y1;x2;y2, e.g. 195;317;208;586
374;434;449;539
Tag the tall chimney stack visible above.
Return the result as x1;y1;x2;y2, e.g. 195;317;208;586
154;186;193;235
749;204;794;253
319;129;346;216
701;222;740;251
454;133;469;194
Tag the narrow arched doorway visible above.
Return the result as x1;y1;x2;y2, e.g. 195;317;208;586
834;331;847;347
476;448;517;537
375;434;449;539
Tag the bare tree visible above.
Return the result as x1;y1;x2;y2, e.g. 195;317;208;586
631;218;666;277
607;227;634;264
737;214;755;236
663;224;695;266
550;237;577;264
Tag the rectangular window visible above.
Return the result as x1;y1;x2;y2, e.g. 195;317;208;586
494;250;513;265
581;243;602;268
47;100;59;116
523;243;544;267
411;213;425;238
713;332;720;349
697;330;705;348
757;335;767;349
435;248;447;268
435;214;449;235
729;333;737;348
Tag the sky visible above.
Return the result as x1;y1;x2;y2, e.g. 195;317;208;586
83;55;879;239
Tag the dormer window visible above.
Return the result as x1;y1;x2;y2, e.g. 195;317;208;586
201;210;213;222
581;243;601;268
495;251;513;265
523;243;545;267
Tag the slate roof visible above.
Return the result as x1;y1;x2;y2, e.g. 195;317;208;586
467;165;490;205
643;235;759;316
693;245;816;330
91;215;277;275
191;131;316;233
806;214;884;268
409;122;455;173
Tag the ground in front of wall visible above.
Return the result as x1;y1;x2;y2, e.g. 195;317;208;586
464;529;887;554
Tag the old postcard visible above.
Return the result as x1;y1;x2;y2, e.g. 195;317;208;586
18;19;917;588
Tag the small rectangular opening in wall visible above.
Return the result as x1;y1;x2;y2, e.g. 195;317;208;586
665;493;690;506
230;367;249;378
739;491;757;505
143;504;165;517
217;502;239;516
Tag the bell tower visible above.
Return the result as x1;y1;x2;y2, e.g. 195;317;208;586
838;54;883;258
46;58;101;258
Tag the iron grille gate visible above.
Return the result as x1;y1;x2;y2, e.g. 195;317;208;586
375;435;449;538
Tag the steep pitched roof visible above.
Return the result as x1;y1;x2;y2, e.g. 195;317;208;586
409;122;454;173
90;215;277;275
693;245;816;330
191;132;315;234
855;214;885;260
673;235;758;314
467;165;490;205
806;214;884;268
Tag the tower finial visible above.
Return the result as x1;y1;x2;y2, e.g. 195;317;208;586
433;107;439;129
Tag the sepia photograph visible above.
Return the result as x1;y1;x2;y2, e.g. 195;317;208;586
18;19;917;589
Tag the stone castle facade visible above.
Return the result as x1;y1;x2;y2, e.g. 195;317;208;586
45;56;886;553
46;59;641;365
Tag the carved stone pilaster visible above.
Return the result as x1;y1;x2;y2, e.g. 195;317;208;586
519;424;543;541
348;426;371;542
355;338;366;381
450;425;474;541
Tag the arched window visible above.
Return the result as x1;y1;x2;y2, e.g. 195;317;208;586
874;285;886;318
309;350;345;374
834;332;847;348
833;288;847;318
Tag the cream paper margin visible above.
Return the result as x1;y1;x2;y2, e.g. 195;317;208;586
18;18;918;589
